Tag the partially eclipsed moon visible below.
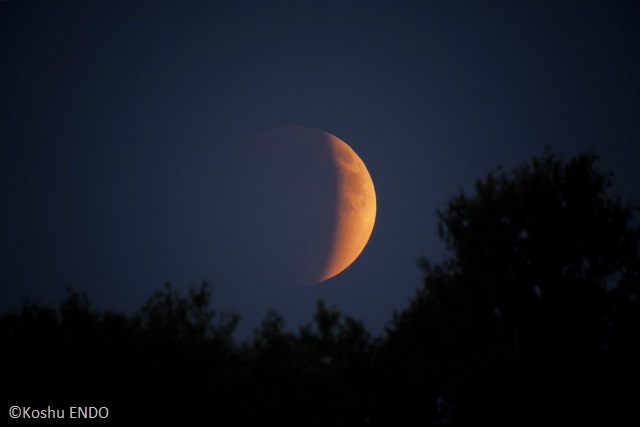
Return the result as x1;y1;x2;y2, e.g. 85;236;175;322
225;126;376;285
318;133;377;282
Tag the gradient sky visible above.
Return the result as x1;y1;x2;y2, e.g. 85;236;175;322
2;0;639;340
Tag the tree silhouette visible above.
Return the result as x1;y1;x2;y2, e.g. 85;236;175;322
0;282;242;424
238;300;376;426
387;149;640;426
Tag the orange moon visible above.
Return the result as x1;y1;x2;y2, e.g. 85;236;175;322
223;126;376;286
318;132;377;282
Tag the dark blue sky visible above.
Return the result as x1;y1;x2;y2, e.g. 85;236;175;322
2;0;639;340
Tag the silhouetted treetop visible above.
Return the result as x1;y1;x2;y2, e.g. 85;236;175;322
388;149;640;426
138;281;239;345
439;150;637;280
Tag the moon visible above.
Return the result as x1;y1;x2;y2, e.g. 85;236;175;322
221;126;376;285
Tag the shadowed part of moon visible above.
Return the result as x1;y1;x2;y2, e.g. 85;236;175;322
221;126;338;286
218;126;375;286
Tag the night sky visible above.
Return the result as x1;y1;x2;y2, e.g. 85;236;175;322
2;0;639;340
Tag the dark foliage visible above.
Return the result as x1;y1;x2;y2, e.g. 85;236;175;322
1;283;242;425
386;149;640;426
1;149;638;425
